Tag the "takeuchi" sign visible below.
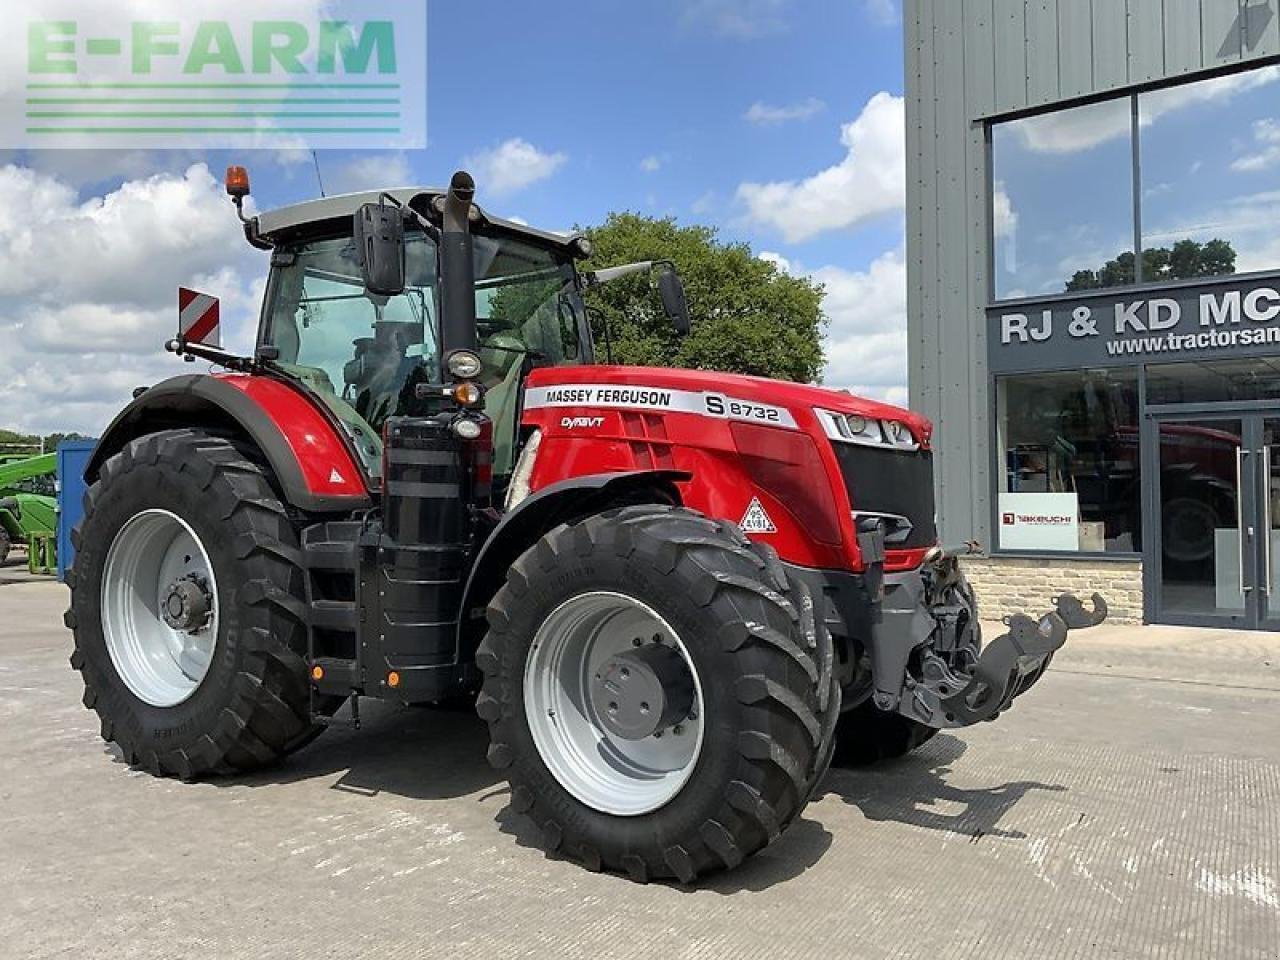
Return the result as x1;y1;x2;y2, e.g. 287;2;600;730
987;276;1280;373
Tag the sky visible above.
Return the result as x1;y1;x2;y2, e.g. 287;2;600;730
0;0;911;436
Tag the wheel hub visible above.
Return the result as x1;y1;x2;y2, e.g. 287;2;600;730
101;509;220;708
524;591;706;816
161;575;212;632
590;644;695;740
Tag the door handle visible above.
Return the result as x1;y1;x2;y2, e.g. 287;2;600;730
1265;446;1274;596
1237;447;1250;596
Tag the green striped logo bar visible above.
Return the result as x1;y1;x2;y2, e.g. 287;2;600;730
11;2;426;149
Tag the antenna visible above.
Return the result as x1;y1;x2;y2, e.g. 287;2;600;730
311;150;327;198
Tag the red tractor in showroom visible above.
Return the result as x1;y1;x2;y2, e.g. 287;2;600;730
66;169;1105;883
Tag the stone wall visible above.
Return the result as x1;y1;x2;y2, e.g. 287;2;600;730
961;556;1144;625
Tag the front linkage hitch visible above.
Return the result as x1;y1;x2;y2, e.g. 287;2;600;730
877;549;1108;730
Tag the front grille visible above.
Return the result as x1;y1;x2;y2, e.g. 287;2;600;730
829;444;937;549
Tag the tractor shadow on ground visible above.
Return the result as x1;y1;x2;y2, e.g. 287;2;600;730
123;699;504;802
818;734;1066;841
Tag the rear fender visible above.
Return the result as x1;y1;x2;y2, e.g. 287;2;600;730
457;470;690;655
86;374;371;512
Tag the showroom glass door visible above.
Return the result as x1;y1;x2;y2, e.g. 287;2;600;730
1149;413;1277;628
1256;419;1280;630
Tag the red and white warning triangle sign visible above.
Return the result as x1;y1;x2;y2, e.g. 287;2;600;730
740;497;777;534
178;287;221;348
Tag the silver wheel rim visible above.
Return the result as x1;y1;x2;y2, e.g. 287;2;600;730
524;591;705;817
101;509;219;708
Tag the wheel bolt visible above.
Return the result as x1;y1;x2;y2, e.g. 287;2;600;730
673;725;684;736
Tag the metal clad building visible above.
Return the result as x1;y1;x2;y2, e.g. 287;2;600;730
906;0;1280;628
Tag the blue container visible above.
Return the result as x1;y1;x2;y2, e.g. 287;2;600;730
56;440;97;582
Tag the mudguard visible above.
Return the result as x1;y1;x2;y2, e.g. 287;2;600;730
456;470;690;652
86;374;371;513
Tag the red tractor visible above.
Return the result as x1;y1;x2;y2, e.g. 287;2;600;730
66;170;1105;882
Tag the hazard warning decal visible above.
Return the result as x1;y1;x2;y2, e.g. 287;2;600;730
178;287;221;348
740;497;778;534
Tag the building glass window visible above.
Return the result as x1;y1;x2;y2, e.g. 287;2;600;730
1146;357;1280;405
996;370;1141;553
992;98;1135;300
1140;67;1280;285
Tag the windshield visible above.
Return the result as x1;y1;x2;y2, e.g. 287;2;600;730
262;227;587;482
473;233;586;480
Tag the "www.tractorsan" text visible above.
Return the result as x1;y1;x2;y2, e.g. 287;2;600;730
1105;324;1280;356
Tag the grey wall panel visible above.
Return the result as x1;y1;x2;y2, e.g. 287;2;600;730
936;1;982;540
1026;0;1061;102
1092;0;1132;90
1128;0;1167;80
1058;0;1095;96
1163;0;1206;75
964;0;999;115
1244;0;1280;57
1202;0;1244;65
993;0;1029;111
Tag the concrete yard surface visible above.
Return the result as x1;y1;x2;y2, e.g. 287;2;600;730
2;575;1279;959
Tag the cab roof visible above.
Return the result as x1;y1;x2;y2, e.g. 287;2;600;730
253;187;582;250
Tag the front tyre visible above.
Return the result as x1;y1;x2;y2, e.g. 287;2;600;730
476;505;839;882
66;429;320;779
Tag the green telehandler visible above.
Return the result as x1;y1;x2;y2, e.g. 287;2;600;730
0;453;57;572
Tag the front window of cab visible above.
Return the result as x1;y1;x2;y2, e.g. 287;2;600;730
262;226;588;482
473;233;587;480
263;231;439;477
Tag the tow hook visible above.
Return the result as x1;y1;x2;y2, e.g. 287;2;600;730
900;592;1107;729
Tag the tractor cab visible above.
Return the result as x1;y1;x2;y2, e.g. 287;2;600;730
250;187;596;488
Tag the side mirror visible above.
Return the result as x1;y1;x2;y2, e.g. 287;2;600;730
658;268;692;336
354;203;406;297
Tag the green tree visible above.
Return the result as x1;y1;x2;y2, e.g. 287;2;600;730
1065;238;1237;291
579;213;826;383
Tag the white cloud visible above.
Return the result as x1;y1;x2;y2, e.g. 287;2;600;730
1012;65;1280;154
640;154;666;173
681;0;789;38
691;191;717;216
0;163;263;436
463;138;568;197
769;246;909;395
737;92;905;243
992;181;1018;239
863;0;900;26
1232;118;1280;172
744;98;826;126
325;153;415;195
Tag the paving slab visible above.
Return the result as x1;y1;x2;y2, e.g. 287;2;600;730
2;579;1278;959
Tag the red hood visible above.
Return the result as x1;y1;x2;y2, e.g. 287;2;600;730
527;365;932;442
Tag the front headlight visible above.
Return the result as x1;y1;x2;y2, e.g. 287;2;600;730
447;349;483;379
504;429;543;510
816;409;919;450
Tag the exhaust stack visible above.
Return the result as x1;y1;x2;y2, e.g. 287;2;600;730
438;170;478;363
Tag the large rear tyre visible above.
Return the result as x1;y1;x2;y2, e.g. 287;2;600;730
66;429;321;779
476;505;839;883
0;528;10;567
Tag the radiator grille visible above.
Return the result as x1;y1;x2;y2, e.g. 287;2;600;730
830;444;937;549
